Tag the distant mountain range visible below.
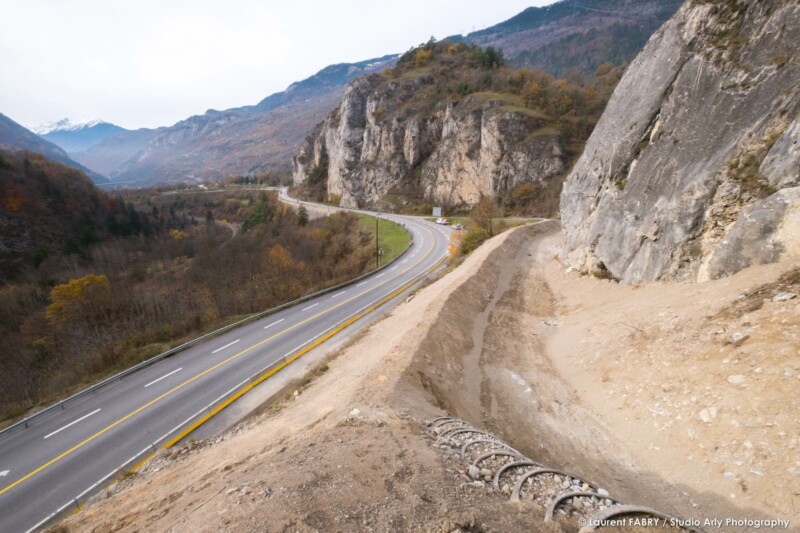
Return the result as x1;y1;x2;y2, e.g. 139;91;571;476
34;118;129;153
8;0;682;187
0;113;108;183
70;54;399;186
32;117;106;135
458;0;682;75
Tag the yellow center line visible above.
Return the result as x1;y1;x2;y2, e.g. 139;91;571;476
0;219;440;498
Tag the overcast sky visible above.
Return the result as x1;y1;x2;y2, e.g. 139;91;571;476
0;0;549;130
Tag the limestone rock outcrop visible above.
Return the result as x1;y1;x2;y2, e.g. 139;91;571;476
293;74;565;209
560;0;800;283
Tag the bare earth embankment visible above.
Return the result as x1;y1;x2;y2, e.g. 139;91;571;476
58;224;799;532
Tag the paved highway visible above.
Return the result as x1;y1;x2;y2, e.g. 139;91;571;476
0;196;451;533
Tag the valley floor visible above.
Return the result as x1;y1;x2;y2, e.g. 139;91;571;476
58;224;799;532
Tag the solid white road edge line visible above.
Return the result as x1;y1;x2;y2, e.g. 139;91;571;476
25;500;74;533
212;339;240;354
144;368;183;388
43;409;102;440
24;213;442;532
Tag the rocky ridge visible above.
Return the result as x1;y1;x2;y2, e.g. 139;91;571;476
293;72;567;209
560;0;800;284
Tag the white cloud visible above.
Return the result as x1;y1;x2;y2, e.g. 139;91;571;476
0;0;544;129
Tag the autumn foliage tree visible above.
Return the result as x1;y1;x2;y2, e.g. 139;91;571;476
0;187;384;420
46;274;112;326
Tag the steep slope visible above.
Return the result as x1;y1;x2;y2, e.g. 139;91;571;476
0;149;115;278
86;56;396;186
560;0;800;284
0;113;108;183
36;118;128;153
293;41;619;213
252;55;398;113
461;0;683;75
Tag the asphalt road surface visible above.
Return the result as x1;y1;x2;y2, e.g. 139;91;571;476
0;198;451;533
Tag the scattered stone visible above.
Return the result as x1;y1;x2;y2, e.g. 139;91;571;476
467;465;481;480
773;292;797;302
597;488;610;497
729;332;749;346
698;406;717;423
727;375;747;385
723;471;737;481
479;468;492;478
581;483;590;491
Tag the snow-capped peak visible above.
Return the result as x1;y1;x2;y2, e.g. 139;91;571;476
32;118;107;135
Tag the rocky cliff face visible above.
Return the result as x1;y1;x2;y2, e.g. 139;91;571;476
293;74;565;209
560;0;800;284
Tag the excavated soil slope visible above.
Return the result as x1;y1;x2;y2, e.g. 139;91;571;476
58;224;798;532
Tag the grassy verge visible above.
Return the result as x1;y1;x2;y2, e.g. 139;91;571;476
356;214;411;266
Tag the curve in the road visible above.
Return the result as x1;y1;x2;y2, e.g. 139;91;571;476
0;196;451;533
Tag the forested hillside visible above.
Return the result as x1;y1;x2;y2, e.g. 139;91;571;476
463;0;682;75
0;114;108;183
0;150;147;280
0;163;396;420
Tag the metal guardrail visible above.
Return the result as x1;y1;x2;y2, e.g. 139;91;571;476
24;358;279;533
0;220;414;438
23;238;445;533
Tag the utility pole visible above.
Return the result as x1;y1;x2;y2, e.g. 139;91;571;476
375;211;380;268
